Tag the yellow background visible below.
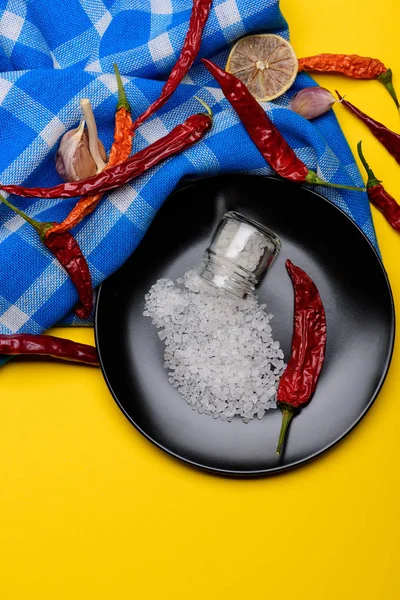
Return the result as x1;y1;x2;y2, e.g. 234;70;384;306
0;1;399;598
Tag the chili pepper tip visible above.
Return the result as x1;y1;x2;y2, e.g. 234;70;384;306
335;90;343;102
194;96;213;119
336;91;400;164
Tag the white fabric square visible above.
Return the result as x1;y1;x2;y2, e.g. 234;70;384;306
97;72;119;93
3;214;24;233
148;32;174;62
109;185;138;214
0;305;29;332
139;117;170;144
94;11;112;36
0;11;24;42
0;77;13;105
85;59;102;73
215;0;241;28
150;0;173;14
39;116;66;147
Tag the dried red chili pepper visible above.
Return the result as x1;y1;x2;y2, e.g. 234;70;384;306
336;91;400;165
47;63;134;235
357;141;400;231
0;108;212;199
276;260;327;455
0;333;99;365
131;0;212;132
44;231;93;319
202;59;364;191
298;54;399;109
0;194;93;318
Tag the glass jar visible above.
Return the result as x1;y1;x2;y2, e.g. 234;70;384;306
199;211;281;298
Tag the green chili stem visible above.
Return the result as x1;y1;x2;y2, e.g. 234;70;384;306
0;193;52;239
194;96;213;120
305;170;366;192
378;69;400;111
276;405;296;455
357;141;381;188
113;63;131;113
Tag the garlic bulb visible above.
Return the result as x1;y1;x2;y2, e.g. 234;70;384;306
289;87;337;120
55;99;106;182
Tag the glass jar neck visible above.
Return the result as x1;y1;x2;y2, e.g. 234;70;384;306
199;251;257;299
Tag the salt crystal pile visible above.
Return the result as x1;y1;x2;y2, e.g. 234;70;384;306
144;270;285;423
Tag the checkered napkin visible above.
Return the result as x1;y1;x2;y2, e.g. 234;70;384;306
0;0;375;340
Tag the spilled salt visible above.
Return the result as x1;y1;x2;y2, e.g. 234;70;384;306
144;269;285;422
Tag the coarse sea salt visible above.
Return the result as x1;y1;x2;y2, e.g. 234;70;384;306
144;269;285;423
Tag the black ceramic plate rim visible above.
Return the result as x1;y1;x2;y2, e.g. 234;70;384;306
94;176;396;477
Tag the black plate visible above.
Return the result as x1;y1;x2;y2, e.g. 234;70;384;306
95;174;395;477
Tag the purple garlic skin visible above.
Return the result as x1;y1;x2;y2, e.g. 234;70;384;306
55;121;107;182
289;87;336;120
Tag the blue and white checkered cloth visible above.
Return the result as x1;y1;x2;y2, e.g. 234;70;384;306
0;0;375;339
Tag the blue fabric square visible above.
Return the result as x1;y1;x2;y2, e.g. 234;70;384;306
9;42;52;70
0;107;37;174
27;0;94;49
100;10;152;58
15;69;94;115
0;47;12;71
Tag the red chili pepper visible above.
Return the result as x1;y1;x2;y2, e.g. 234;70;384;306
131;0;212;132
298;54;399;109
0;194;93;318
336;91;400;165
0;110;212;199
0;333;99;365
276;260;327;455
202;59;364;192
357;141;400;231
44;231;93;319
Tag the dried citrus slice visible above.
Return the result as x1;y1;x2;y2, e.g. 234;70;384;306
226;34;298;101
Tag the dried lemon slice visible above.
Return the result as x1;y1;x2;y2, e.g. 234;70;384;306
226;34;298;101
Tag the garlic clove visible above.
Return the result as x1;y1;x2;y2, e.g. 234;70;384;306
56;119;86;182
73;130;107;181
289;86;336;120
55;98;107;182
